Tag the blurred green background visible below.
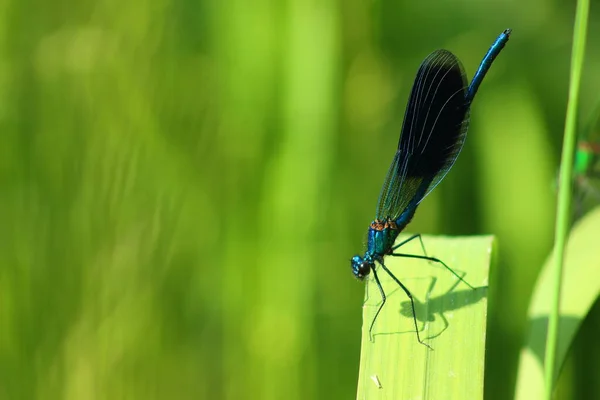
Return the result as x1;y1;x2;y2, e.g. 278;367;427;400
1;0;600;399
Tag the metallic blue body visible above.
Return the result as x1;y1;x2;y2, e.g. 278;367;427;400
352;179;429;278
351;31;511;280
367;222;399;256
467;29;511;102
350;29;511;344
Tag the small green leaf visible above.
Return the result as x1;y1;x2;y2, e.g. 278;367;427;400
356;235;494;399
515;206;600;399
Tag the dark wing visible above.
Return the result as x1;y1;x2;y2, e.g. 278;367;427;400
376;50;469;220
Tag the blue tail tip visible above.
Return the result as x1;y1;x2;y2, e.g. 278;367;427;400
503;28;512;36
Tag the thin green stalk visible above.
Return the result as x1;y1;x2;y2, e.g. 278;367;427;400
545;1;589;399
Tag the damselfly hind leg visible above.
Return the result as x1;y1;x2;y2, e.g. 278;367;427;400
391;234;475;290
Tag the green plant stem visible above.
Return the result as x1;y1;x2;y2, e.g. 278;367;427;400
545;1;589;398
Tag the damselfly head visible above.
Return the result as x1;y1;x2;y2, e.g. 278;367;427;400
351;255;373;280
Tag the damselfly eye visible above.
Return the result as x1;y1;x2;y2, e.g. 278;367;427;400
358;261;371;278
351;256;371;280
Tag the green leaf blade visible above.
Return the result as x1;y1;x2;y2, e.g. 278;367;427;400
515;206;600;399
356;235;495;399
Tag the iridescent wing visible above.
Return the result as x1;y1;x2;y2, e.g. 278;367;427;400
375;50;469;220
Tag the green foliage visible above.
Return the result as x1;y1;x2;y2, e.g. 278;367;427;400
0;0;599;399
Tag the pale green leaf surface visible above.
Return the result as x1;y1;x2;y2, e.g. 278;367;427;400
515;206;600;400
356;235;494;400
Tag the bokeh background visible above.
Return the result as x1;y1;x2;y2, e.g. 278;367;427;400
1;0;600;399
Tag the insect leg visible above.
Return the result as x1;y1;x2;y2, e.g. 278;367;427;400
379;262;432;349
